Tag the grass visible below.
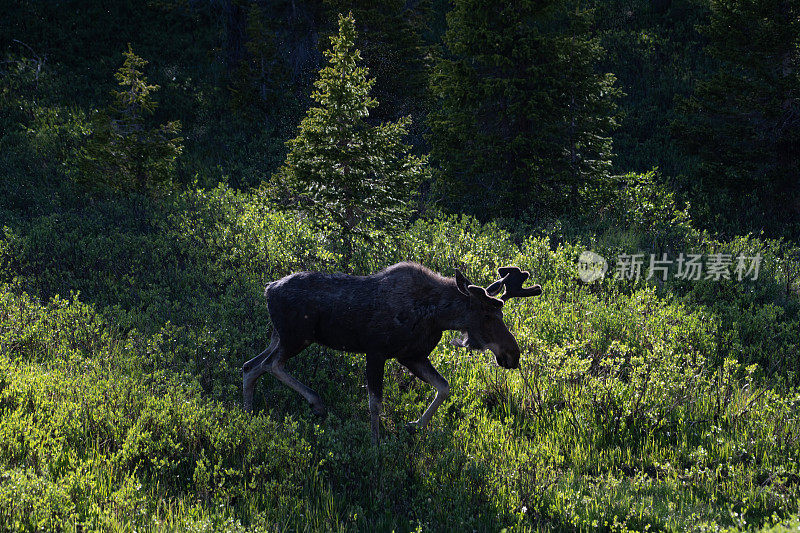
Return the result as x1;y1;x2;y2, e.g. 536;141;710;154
0;186;799;530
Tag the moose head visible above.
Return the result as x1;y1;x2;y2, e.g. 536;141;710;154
451;266;543;369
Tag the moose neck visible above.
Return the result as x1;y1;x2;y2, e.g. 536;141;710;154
434;279;473;331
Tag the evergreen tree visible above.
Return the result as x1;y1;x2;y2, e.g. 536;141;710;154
322;0;430;127
274;13;427;260
590;0;712;178
229;2;293;126
428;0;619;220
673;0;800;236
79;45;182;193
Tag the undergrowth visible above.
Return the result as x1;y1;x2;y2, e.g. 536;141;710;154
0;186;798;531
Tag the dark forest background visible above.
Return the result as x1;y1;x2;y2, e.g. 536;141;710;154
2;0;798;238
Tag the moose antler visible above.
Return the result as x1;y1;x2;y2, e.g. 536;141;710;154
486;266;543;301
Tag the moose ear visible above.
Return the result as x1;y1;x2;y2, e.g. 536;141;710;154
467;285;489;299
454;269;473;296
467;285;504;309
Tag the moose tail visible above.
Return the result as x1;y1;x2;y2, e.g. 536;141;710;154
264;280;277;298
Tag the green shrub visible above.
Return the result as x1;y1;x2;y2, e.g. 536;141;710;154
1;182;798;530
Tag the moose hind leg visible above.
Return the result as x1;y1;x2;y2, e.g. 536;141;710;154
270;355;327;417
366;355;386;444
243;336;280;413
401;357;450;430
243;335;279;374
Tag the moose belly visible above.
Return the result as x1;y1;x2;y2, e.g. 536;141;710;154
312;313;440;358
314;318;369;353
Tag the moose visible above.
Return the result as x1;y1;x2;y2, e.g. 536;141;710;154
242;262;542;443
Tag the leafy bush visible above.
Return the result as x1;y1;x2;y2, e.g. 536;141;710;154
1;188;798;530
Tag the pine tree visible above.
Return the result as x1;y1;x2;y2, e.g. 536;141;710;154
428;0;619;220
274;13;427;261
673;0;800;236
79;44;182;193
229;2;292;126
322;0;430;126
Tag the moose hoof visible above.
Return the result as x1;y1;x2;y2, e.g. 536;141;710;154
311;402;327;417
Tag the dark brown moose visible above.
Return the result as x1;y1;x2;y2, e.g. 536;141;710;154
242;262;542;443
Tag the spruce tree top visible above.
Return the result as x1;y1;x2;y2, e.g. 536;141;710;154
278;13;426;240
112;44;160;121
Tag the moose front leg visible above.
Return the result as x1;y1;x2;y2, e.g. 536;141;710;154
366;355;386;444
401;357;450;431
